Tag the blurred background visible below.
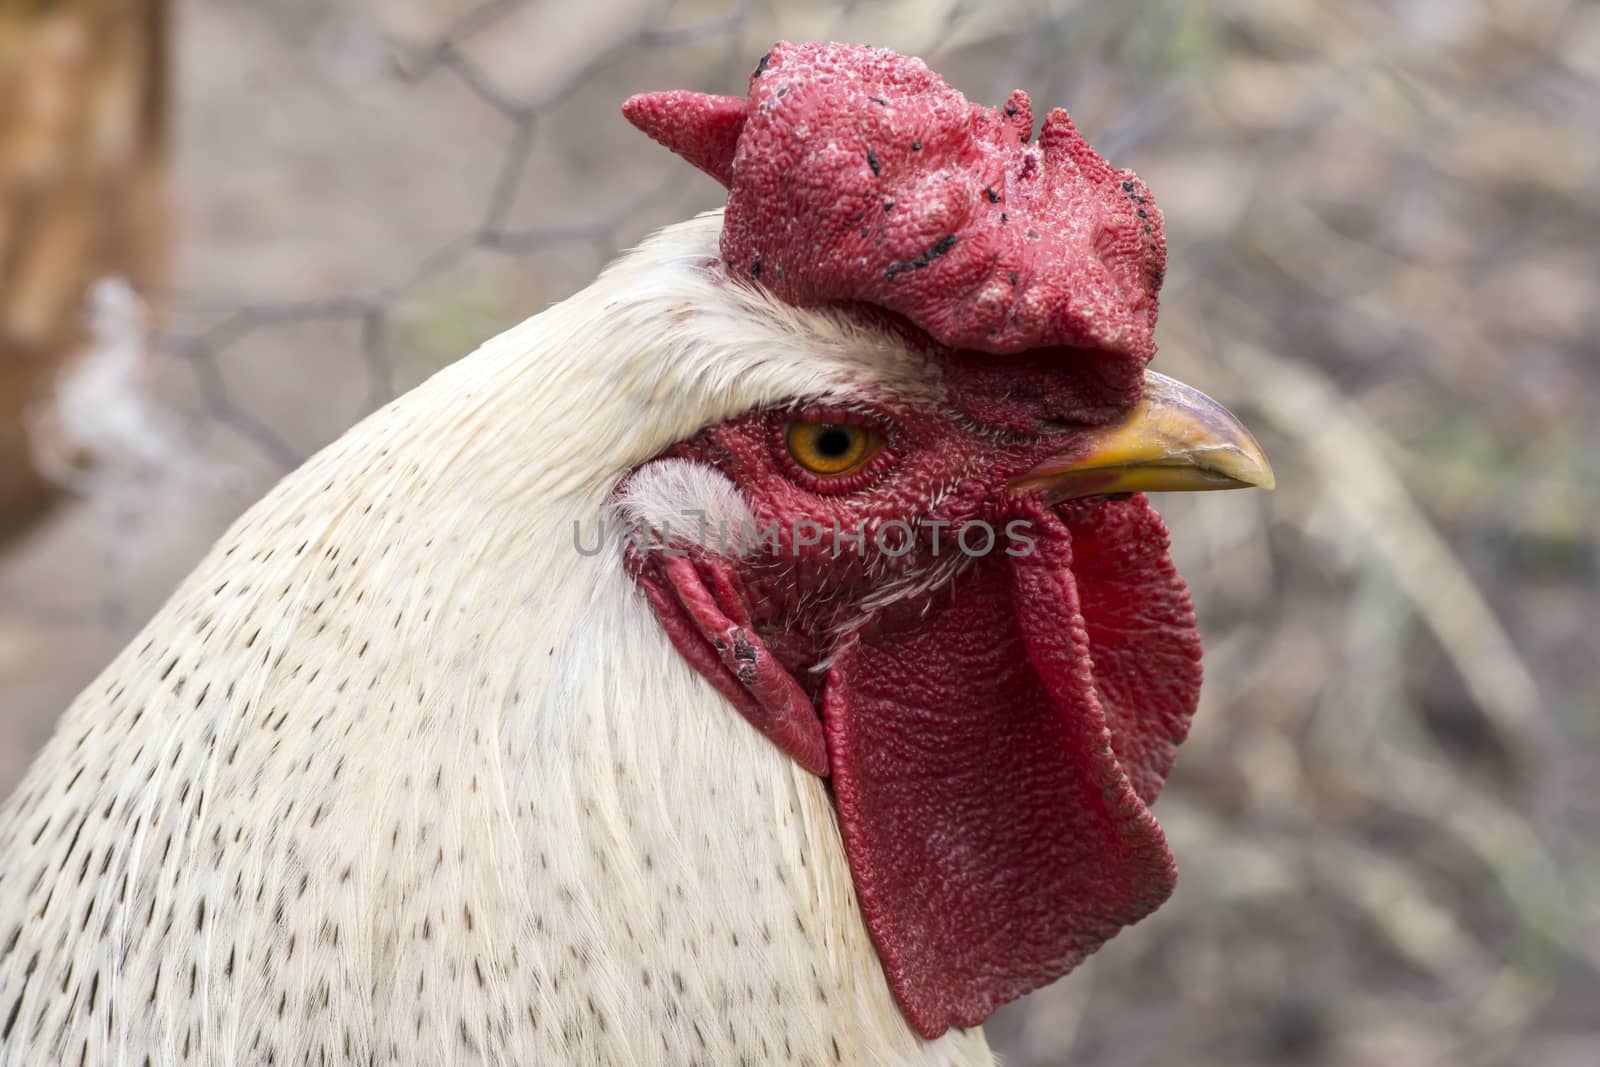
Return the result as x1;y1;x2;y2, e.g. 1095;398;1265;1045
0;0;1595;1063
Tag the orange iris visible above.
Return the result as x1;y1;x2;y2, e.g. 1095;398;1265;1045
784;421;885;477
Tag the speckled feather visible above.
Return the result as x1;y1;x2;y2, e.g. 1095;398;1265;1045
0;214;994;1067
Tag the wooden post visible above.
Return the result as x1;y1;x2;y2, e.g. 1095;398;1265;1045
0;0;166;535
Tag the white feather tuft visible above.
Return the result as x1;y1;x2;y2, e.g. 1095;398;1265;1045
613;458;758;557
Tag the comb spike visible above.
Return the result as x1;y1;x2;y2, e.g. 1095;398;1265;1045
1002;89;1034;143
1040;107;1113;185
622;91;748;188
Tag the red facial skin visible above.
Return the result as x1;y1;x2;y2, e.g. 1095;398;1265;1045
626;358;1202;1038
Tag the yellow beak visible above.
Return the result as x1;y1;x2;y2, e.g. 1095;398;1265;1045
1009;370;1276;503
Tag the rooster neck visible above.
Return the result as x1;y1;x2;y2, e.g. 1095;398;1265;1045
0;215;994;1064
480;551;993;1065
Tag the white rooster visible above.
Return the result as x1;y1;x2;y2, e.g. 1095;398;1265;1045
0;43;1271;1066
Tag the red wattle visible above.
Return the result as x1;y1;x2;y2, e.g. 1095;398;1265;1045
822;496;1195;1036
1062;497;1201;803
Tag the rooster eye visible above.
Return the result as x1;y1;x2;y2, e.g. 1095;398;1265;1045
784;421;885;477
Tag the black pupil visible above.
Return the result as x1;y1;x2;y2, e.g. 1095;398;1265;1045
815;427;853;458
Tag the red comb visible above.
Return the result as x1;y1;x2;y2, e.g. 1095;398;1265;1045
623;41;1165;363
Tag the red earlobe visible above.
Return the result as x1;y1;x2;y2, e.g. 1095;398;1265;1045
635;548;829;777
622;91;747;188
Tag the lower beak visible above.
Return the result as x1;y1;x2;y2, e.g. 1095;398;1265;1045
1009;370;1276;503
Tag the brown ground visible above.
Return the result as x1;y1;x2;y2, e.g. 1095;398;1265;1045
1;2;1596;1064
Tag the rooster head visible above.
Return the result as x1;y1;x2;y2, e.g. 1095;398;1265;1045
620;43;1273;1038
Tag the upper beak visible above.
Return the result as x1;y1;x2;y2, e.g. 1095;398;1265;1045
1009;370;1276;504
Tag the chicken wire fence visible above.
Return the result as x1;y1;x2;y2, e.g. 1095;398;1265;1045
4;1;1599;1064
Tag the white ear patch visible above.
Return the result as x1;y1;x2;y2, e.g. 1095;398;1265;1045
614;458;757;558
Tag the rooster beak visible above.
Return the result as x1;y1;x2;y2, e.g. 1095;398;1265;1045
1010;370;1276;503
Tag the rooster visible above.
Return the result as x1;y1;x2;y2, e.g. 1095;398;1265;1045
0;43;1271;1066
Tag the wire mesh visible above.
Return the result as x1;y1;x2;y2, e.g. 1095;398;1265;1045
2;1;1597;1063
